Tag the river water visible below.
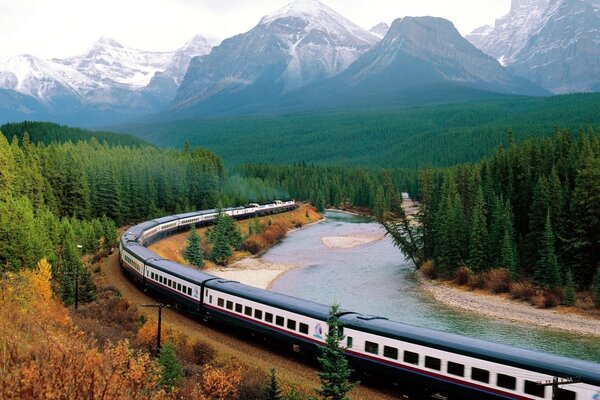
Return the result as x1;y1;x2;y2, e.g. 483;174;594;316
267;211;600;362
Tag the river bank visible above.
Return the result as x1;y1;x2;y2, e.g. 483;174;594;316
418;273;600;337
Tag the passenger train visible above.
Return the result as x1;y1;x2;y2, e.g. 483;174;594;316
119;200;600;400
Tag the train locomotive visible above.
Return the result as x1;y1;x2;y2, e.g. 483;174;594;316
119;200;600;400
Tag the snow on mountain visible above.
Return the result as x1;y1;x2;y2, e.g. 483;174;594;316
509;0;600;93
173;0;379;111
370;22;390;38
0;54;99;101
466;0;551;63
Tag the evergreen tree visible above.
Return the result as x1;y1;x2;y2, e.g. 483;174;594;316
593;265;600;307
183;228;204;267
57;220;95;305
261;368;283;400
373;186;385;221
316;303;356;400
316;190;326;213
467;187;488;272
535;213;562;290
499;226;518;279
562;269;577;306
526;177;551;274
158;341;183;392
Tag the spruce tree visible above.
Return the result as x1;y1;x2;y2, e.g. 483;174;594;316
261;368;283;400
316;190;326;213
593;265;600;307
158;341;183;392
499;226;518;279
562;269;577;306
467;187;488;272
535;213;562;290
183;228;204;267
316;303;356;400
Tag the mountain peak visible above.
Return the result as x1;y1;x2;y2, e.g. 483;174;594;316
260;0;337;24
96;36;123;48
370;22;390;38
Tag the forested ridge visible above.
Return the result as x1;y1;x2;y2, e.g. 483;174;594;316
120;93;600;168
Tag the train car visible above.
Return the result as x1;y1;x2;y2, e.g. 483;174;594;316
339;314;600;400
124;221;159;244
203;279;336;352
143;257;217;312
120;243;160;285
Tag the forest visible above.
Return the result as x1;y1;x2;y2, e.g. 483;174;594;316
119;92;600;168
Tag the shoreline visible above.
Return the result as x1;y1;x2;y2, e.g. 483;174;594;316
418;273;600;337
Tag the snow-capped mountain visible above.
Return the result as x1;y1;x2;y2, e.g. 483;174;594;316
370;22;390;38
172;0;378;112
466;0;551;65
0;34;216;125
509;0;600;93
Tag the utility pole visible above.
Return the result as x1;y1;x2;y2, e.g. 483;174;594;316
142;303;169;356
536;376;581;399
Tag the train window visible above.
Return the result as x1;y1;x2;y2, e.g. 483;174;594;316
555;388;576;400
255;309;263;320
471;368;490;384
218;298;224;307
265;313;273;323
188;287;192;296
299;323;309;334
235;303;243;313
287;320;296;330
404;351;419;365
524;381;545;398
365;341;379;355
425;356;441;371
177;283;182;292
496;374;516;390
275;316;284;327
226;301;233;310
346;336;353;348
209;295;213;304
447;362;464;377
383;346;398;360
245;306;252;316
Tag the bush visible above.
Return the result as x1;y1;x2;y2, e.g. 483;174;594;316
192;341;216;365
420;260;437;279
454;265;471;285
484;268;512;293
467;273;485;290
509;282;536;301
531;290;561;308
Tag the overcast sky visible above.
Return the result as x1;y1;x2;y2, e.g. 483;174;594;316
0;0;511;61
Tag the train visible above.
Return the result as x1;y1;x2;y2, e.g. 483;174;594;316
119;200;600;400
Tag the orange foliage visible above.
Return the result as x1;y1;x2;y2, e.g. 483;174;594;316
201;365;242;400
244;221;288;255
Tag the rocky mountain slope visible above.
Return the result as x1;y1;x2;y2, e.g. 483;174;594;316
370;22;390;38
171;0;378;113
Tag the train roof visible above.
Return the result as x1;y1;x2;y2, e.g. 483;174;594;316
151;215;179;225
147;258;217;284
175;210;204;220
125;221;159;239
122;243;162;263
205;279;334;321
340;314;600;386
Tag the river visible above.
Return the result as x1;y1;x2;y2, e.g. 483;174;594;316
266;211;600;362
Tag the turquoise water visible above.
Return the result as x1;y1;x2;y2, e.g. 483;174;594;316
267;211;600;362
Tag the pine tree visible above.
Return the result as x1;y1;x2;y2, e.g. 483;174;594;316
593;265;600;307
467;187;488;272
373;186;385;221
316;190;326;213
562;269;577;306
183;228;204;267
499;226;518;279
158;341;183;392
316;303;356;400
261;368;283;400
535;213;562;290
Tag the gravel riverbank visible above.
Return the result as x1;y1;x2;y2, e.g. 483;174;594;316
419;274;600;337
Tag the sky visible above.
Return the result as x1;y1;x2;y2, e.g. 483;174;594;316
0;0;511;62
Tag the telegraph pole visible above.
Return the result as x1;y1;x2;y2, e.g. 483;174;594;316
536;376;581;399
142;303;169;356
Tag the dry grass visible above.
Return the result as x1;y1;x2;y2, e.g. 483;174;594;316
484;269;512;294
510;282;536;301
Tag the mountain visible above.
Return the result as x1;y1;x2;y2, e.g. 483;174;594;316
467;0;600;93
509;0;600;93
0;35;216;126
466;0;551;65
171;0;379;114
264;16;547;113
370;22;390;38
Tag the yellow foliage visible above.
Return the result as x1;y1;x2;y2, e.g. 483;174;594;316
201;365;242;400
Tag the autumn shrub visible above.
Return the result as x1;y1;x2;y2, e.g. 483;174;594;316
201;365;242;400
192;341;217;365
509;282;536;301
530;290;561;308
484;268;512;293
237;367;268;400
420;260;437;279
454;265;471;285
467;273;485;290
244;235;268;254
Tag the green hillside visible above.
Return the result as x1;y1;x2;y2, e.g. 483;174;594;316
118;93;600;168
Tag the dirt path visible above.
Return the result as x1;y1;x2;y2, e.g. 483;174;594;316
101;253;402;400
